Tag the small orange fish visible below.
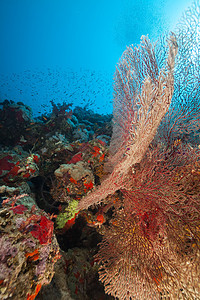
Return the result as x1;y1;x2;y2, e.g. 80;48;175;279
69;177;77;184
84;181;93;190
25;249;39;261
99;153;105;162
27;283;42;300
96;214;105;224
92;146;100;157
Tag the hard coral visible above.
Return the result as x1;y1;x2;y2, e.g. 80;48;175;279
0;195;60;300
0;151;40;184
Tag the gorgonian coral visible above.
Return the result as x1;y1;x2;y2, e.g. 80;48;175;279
77;1;200;299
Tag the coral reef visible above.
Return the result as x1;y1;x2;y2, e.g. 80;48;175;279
0;149;40;184
1;2;200;300
0;195;60;300
0;96;112;299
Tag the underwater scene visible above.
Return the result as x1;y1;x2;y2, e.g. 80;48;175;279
1;0;200;299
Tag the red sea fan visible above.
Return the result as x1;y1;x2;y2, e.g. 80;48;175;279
157;1;200;146
78;34;178;211
97;206;200;300
96;142;200;299
78;2;200;299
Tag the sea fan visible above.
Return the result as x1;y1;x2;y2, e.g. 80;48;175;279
97;142;200;299
97;206;200;300
78;34;178;211
78;1;200;299
157;0;200;146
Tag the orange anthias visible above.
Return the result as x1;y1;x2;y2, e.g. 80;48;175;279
27;283;42;300
25;249;39;261
96;214;105;224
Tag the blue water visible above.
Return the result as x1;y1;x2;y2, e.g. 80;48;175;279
0;0;193;117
